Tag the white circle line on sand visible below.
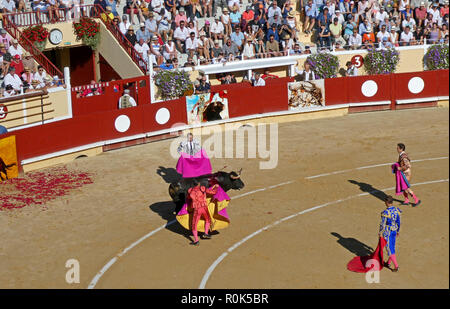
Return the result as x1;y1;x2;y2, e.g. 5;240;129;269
86;182;294;289
198;178;449;289
305;156;449;179
87;156;447;288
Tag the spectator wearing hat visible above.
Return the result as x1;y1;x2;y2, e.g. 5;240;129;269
221;7;232;36
0;29;12;50
389;26;399;46
149;36;163;65
174;20;190;52
101;6;115;23
362;26;376;49
332;9;346;26
428;2;442;23
8;39;22;59
211;16;225;41
9;54;24;76
136;22;151;43
281;34;293;55
145;11;158;35
0;43;12;78
126;25;137;46
4;67;23;92
415;2;429;27
163;38;178;61
3;84;16;97
174;7;188;27
198;32;213;60
348;27;362;49
230;5;242;29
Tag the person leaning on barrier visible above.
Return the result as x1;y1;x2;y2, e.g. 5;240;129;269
294;61;316;82
252;72;266;87
118;89;137;109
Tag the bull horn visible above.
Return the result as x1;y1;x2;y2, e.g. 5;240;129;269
230;174;240;179
238;168;243;175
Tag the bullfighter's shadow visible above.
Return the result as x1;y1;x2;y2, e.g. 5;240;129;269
156;166;181;184
348;180;403;203
331;232;374;256
149;201;193;242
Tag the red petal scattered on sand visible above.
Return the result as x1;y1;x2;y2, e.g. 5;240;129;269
0;167;93;210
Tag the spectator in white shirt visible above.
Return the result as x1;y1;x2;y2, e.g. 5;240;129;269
8;39;22;59
33;65;47;88
185;32;200;58
349;28;362;49
211;16;225;41
134;38;150;58
400;25;415;45
4;67;23;92
402;15;416;31
119;15;131;35
428;3;441;23
376;24;390;45
375;7;389;25
1;0;16;13
268;1;282;18
345;61;358;76
174;20;190;52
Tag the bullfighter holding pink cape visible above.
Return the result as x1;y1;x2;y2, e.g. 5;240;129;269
392;143;421;207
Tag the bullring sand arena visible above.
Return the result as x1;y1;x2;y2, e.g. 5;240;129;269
0;107;448;289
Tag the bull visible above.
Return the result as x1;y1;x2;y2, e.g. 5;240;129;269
168;170;245;214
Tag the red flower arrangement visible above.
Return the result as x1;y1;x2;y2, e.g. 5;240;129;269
73;17;101;50
20;25;49;52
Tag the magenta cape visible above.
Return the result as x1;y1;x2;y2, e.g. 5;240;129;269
176;185;231;232
391;162;410;195
176;149;212;178
347;237;387;273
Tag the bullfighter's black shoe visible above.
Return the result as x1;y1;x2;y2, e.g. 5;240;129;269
190;241;199;246
392;267;399;272
201;234;211;239
401;201;410;205
412;200;421;207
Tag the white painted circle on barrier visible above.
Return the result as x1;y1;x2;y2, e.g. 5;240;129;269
361;80;378;97
115;115;131;133
408;77;425;94
155;108;170;125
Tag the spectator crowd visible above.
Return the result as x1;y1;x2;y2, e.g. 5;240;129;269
90;0;449;69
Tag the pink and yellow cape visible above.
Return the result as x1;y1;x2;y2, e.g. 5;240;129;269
176;185;231;232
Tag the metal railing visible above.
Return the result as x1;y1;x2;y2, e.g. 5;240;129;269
2;16;63;78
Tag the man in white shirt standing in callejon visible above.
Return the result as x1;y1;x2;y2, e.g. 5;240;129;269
118;89;137;109
252;72;266;87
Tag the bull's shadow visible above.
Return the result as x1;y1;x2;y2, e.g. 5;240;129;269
149;201;193;242
348;180;402;203
156;166;181;184
331;232;374;256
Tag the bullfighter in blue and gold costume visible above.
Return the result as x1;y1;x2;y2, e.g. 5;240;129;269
379;196;401;272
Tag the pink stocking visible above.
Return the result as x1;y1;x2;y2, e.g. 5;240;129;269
388;254;399;268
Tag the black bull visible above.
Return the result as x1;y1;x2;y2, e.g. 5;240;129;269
168;171;245;214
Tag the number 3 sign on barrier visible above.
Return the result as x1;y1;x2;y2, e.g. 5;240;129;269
0;104;8;120
351;55;364;68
